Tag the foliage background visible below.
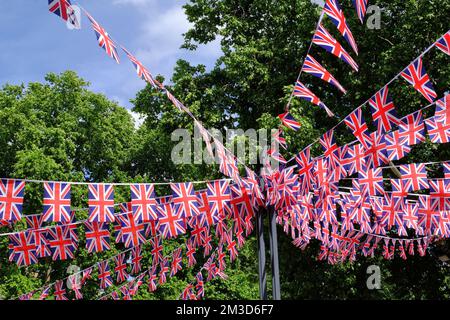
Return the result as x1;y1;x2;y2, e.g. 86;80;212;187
0;0;450;299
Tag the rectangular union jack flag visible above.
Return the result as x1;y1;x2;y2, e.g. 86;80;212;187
358;168;384;196
119;212;146;248
295;147;315;194
42;182;71;223
435;94;450;124
364;132;388;168
429;179;450;212
341;143;367;175
130;184;158;222
324;0;359;55
313;24;359;72
114;252;129;283
425;116;450;143
398;111;426;145
48;0;78;26
170;247;183;277
435;31;450;56
368;86;400;133
54;280;68;300
302;54;347;94
278;111;301;131
352;0;369;23
85;11;120;64
47;225;77;261
195;191;217;228
399;163;429;192
293;81;334;117
385;130;411;161
171;183;200;218
130;246;143;274
157;203;186;238
0;179;25;222
401;58;437;103
8;231;38;267
98;261;113;289
272;129;287;150
207;180;232;219
121;47;161;88
84;221;110;253
88;184;115;223
343;107;371;148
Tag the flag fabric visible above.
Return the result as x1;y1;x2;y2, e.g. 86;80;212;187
150;236;164;265
121;47;159;88
324;0;359;55
278;112;301;131
47;225;77;261
425;116;450;143
341;143;367;175
130;246;143;274
186;240;197;267
398;111;426;145
157;203;186;238
302;55;347;94
0;179;25;222
344;108;372;148
48;0;78;26
196;191;217;228
272;129;287;150
98;261;113;289
385;130;411;161
8;231;38;267
358;168;384;196
352;0;369;23
171;183;200;218
85;11;120;64
119;212;146;248
429;179;450;212
312;24;359;72
206;180;232;220
368;86;400;133
88;184;115;223
130;184;158;222
267;147;287;164
293;81;334;117
398;163;429;192
435;94;450;124
170;247;183;277
159;257;169;285
84;221;110;253
39;286;51;300
54;280;68;300
364;132;389;168
25;214;51;258
195;272;204;298
295;147;315;194
435;31;450;56
401;58;437;103
114;253;129;283
42;182;71;223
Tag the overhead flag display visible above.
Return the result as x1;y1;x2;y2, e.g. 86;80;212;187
48;0;79;27
344;108;371;148
88;184;115;223
42;182;71;223
122;47;160;88
368;86;400;133
293;81;334;117
130;184;158;222
0;179;25;222
85;11;120;64
401;58;437;103
302;55;347;94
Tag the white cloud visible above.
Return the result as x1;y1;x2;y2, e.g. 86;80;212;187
127;109;147;128
112;0;156;7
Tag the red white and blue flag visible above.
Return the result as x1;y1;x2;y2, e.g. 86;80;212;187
425;116;450;143
157;203;186;238
42;182;71;223
114;253;129;283
0;179;25;222
364;132;389;168
295;147;315;193
207;180;232;219
84;221;110;253
313;24;359;72
398;111;426;145
130;184;158;222
88;184;115;223
171;183;200;218
278;111;301;131
122;47;160;88
170;247;183;277
48;0;78;26
358;168;384;196
302;55;346;94
85;11;120;64
150;236;164;265
8;231;38;267
98;261;113;289
324;0;359;55
385;130;411;161
401;58;437;103
54;280;68;300
368;86;400;133
399;163;429;192
352;0;369;23
47;225;77;261
435;31;450;56
341;143;367;175
435;94;450;124
119;212;146;248
130;246;143;274
293;81;334;117
344;108;371;148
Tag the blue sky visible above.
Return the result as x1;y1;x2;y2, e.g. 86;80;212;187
0;0;222;115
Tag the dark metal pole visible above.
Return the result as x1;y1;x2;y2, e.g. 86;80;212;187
268;206;281;300
256;208;267;300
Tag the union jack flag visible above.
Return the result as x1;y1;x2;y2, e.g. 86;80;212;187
150;236;163;265
352;0;369;23
313;24;359;72
207;180;232;219
358;168;384;196
295;147;315;194
122;47;159;88
278;111;301;131
401;58;437;103
39;286;51;300
48;0;78;26
195;191;217;228
130;246;143;274
324;0;359;55
157;203;186;238
341;143;367;175
186;240;197;267
435;31;450;56
418;195;441;235
24;214;50;258
8;231;37;267
130;184;158;222
114;253;129;283
119;212;146;248
302;55;346;94
385;130;411;161
47;225;77;261
398;163;429;192
98;261;113;289
272;129;287;150
403;201;419;232
320;129;340;168
435;94;450;124
54;280;68;300
85;11;120;64
84;221;110;253
398;111;426;145
171;183;200;218
429;179;450;212
69;274;83;300
344;108;371;148
42;182;71;223
425;116;450;143
0;179;25;222
195;272;204;298
88;184;115;223
380;194;404;233
364;131;388;168
170;247;183;277
159;257;169;285
368;86;400;133
293;81;334;117
443;162;450;179
148;264;158;292
267;147;286;164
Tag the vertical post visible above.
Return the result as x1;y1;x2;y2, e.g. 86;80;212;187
268;205;281;300
256;208;267;300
